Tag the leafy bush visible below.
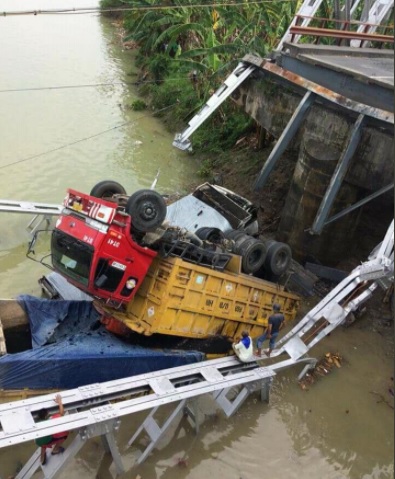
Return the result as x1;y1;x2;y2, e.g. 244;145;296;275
130;100;147;111
146;54;171;83
192;105;254;153
143;74;201;126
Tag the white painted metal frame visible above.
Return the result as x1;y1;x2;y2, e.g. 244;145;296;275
276;0;326;51
0;199;63;216
2;221;393;478
173;62;255;151
0;199;63;235
350;0;394;47
0;359;273;448
15;420;123;479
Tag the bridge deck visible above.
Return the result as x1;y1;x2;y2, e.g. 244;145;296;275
277;44;394;111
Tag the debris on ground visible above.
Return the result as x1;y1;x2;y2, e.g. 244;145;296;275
369;377;395;410
176;457;189;468
370;390;394;410
305;262;348;283
299;352;342;390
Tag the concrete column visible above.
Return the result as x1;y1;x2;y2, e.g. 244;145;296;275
277;136;361;265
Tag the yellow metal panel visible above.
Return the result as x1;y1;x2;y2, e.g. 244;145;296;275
234;283;250;301
110;255;300;341
205;274;222;294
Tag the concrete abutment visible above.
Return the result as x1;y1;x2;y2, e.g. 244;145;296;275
235;77;394;265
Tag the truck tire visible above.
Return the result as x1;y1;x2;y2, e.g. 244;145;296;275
225;230;246;243
126;189;167;232
90;180;126;199
238;238;267;274
264;241;292;276
195;227;225;244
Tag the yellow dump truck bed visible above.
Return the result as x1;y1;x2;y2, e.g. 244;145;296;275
102;255;300;341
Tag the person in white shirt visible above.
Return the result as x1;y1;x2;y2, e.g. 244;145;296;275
232;330;254;362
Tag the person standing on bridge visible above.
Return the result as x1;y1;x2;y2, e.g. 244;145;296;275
35;394;69;465
232;330;254;362
255;303;285;357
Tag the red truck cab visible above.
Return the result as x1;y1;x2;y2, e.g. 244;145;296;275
51;189;157;303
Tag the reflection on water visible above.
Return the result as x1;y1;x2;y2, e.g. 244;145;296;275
0;1;393;478
0;0;199;298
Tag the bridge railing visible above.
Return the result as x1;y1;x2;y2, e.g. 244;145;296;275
289;14;394;46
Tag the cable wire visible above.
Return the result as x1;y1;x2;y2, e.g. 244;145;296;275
0;78;184;93
0;103;178;171
1;0;299;16
0;82;134;93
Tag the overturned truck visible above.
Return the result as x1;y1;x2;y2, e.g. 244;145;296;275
49;180;299;349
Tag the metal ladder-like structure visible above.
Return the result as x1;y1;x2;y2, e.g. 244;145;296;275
350;0;394;47
172;0;393;155
0;199;63;235
1;221;393;478
276;0;327;51
275;220;394;358
0;356;309;479
172;62;255;151
1;355;321;479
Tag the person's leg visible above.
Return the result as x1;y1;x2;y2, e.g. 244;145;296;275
267;332;279;357
40;446;47;465
232;344;240;359
255;332;267;356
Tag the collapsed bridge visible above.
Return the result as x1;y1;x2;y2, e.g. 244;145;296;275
0;220;392;479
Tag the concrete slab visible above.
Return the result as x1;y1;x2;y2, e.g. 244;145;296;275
297;53;393;89
281;43;394;90
276;44;394;112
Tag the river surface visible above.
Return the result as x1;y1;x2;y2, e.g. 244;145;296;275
0;0;199;300
0;2;393;478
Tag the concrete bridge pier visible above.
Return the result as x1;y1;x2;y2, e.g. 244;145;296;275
277;136;361;265
233;52;393;266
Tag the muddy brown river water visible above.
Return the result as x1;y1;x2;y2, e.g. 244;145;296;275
0;1;393;478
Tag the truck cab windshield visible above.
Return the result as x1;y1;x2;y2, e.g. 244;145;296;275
51;230;93;286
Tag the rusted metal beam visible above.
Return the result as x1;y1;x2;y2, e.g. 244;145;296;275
242;55;394;124
289;25;394;43
294;14;394;31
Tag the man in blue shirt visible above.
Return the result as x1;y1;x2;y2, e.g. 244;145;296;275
255;303;285;357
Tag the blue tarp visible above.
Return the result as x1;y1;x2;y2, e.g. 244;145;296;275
0;296;204;390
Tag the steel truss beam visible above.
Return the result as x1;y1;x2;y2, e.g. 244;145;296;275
4;222;393;478
311;113;366;234
243;55;392;232
254;91;316;190
243;55;394;123
16;420;123;479
324;183;394;227
126;371;274;467
289;25;394;43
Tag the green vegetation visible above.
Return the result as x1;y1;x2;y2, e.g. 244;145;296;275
100;0;299;161
130;99;147;111
100;0;125;16
100;0;393;167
